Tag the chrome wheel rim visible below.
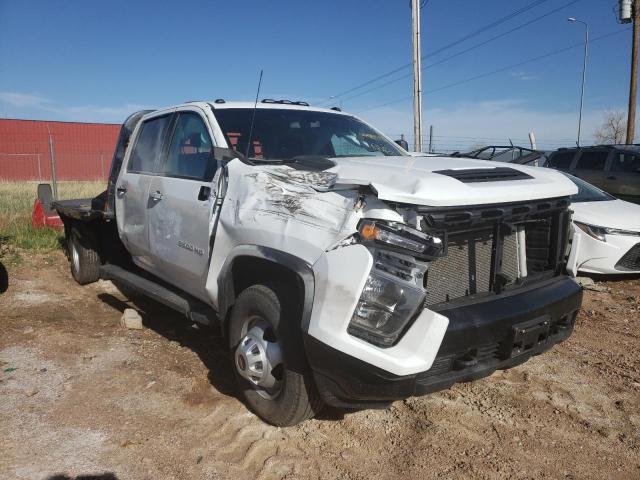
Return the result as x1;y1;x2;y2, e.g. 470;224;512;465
235;316;283;399
71;241;80;273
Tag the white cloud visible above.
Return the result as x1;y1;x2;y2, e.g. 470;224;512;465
0;91;155;123
0;92;51;108
359;99;615;151
57;103;155;123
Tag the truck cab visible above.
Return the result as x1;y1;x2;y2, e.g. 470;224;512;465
55;100;583;426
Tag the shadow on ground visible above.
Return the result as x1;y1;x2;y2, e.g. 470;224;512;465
584;273;640;283
97;291;236;398
96;284;349;422
0;260;8;293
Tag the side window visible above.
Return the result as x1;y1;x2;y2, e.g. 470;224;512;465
547;151;574;169
575;151;607;171
163;113;216;181
611;152;640;173
128;115;171;174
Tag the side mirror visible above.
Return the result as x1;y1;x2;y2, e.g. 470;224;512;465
212;146;244;162
395;139;409;151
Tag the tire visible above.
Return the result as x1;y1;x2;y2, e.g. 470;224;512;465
228;284;323;426
69;225;101;285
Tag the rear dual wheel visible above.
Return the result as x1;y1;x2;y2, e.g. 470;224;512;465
228;284;323;426
68;225;100;285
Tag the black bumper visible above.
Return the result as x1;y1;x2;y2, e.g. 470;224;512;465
305;275;582;409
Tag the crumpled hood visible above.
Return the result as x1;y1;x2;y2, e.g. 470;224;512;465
329;155;577;207
571;199;640;231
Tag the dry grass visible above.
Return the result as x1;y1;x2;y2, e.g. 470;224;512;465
0;181;104;253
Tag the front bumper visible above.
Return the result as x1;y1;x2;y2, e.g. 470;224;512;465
568;227;640;275
305;275;582;408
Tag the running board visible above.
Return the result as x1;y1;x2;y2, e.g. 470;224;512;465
99;263;217;326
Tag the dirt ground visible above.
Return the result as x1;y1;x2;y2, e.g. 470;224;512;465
1;252;639;480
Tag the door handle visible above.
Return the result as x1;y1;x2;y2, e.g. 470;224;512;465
607;176;616;180
150;190;163;201
116;185;127;194
198;186;211;201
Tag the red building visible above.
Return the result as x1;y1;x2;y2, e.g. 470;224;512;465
0;118;120;181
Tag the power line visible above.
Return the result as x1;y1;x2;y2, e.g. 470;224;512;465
356;27;631;114
317;0;552;105
337;0;582;104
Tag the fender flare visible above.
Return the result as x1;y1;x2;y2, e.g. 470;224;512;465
217;245;315;333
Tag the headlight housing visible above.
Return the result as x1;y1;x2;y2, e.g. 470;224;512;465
358;220;445;258
575;221;640;242
348;270;425;347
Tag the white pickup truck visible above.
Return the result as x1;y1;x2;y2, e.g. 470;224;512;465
54;99;583;426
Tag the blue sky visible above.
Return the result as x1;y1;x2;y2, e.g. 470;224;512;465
0;0;631;149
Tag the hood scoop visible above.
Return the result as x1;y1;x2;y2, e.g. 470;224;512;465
433;167;533;183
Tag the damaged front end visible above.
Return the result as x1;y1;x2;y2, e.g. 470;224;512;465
304;192;582;408
210;155;582;408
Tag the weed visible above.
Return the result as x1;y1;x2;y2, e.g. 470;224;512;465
0;181;103;252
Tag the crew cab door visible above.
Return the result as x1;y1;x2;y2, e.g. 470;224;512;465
146;109;221;299
115;112;173;270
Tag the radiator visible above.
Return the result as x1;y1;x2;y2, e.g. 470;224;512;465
425;230;493;305
425;229;524;305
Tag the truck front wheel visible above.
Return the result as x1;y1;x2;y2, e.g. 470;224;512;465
68;225;100;285
228;284;323;426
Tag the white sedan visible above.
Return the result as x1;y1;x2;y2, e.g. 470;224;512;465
565;174;640;276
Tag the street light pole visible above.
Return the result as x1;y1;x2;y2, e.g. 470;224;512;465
568;17;588;147
411;0;423;152
626;0;639;144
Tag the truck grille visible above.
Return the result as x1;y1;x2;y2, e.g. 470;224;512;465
615;243;640;271
421;198;570;307
424;230;492;305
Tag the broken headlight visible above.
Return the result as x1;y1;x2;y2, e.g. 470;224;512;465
358;220;444;257
347;271;425;347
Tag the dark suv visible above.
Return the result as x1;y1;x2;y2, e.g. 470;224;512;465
546;145;640;203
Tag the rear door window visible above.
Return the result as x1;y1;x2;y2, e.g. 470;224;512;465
611;152;640;173
128;115;171;174
163;112;216;181
575;150;608;171
547;151;575;169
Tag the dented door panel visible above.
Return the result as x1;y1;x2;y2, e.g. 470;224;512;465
147;175;215;299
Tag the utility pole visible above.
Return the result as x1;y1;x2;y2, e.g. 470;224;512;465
411;0;423;152
627;0;639;144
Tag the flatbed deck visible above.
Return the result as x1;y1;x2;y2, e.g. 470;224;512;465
52;198;106;221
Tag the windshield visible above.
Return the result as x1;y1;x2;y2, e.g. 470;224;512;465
213;108;405;161
563;173;614;203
